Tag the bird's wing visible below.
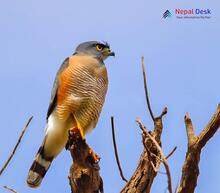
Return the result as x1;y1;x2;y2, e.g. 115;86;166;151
46;57;69;120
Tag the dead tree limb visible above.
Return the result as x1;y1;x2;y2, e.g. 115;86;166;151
3;185;18;193
68;128;103;193
120;57;169;193
120;111;167;193
177;104;220;193
166;146;177;160
136;118;173;193
111;116;128;182
0;116;33;176
141;56;155;121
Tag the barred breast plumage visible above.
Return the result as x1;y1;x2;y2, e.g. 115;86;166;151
56;54;108;134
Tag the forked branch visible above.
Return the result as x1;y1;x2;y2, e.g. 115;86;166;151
120;57;172;193
177;104;220;193
136;118;173;193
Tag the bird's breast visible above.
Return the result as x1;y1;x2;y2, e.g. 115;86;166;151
56;55;108;131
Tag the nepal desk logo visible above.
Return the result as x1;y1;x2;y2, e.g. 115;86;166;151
162;8;212;19
163;10;172;18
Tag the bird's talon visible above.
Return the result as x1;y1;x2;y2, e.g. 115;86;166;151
68;127;84;143
88;148;100;163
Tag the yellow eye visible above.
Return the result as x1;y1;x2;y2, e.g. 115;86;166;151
96;44;103;51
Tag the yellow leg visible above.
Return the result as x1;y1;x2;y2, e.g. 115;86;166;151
68;127;100;163
67;116;100;163
73;117;85;139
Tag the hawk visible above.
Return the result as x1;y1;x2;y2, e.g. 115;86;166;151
27;41;114;188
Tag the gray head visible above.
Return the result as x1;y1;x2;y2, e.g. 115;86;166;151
75;41;115;61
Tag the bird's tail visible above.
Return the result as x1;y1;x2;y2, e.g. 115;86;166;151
26;145;53;188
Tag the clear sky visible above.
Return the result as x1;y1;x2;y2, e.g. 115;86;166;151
0;0;219;193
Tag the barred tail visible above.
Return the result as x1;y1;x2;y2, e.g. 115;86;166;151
26;146;53;188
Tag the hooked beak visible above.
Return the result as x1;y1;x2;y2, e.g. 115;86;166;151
108;51;115;57
103;48;115;57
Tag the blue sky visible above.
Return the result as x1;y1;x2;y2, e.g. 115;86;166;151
0;0;219;193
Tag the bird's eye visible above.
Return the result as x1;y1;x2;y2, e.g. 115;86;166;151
96;44;103;51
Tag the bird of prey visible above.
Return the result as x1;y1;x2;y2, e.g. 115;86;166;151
26;41;115;188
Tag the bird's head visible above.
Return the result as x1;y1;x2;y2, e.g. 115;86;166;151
75;41;115;61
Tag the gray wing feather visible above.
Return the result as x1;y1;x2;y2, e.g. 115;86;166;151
46;57;69;119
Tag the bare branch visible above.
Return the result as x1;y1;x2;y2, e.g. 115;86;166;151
197;104;220;149
0;116;33;176
111;116;127;182
141;56;155;121
121;57;168;193
159;107;168;119
178;104;220;193
184;113;197;147
166;146;177;160
136;118;173;193
3;185;18;193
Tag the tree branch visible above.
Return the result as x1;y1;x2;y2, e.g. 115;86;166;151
120;111;167;193
68;128;103;193
141;56;155;121
0;116;33;176
3;185;18;193
120;57;169;193
166;146;177;160
177;104;220;193
136;118;173;193
111;116;128;182
197;104;220;149
184;113;197;147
